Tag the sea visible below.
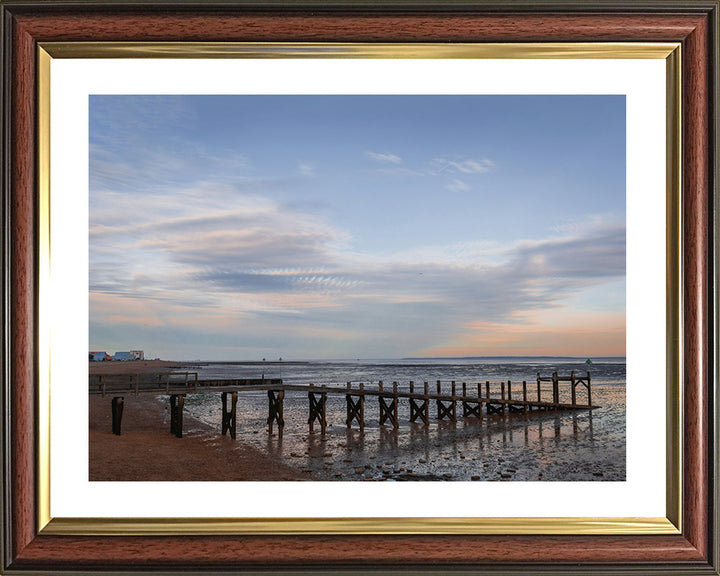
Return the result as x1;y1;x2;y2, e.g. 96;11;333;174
176;357;626;481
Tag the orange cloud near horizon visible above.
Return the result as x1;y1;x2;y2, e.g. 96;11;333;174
422;311;626;358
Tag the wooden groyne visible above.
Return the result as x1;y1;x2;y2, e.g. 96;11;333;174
90;371;596;438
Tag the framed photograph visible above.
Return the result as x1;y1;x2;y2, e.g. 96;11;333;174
1;1;717;574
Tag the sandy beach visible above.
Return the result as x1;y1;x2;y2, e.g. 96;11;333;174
89;361;309;481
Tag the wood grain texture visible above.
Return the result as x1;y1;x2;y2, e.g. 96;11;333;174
10;16;37;560
9;534;707;568
3;3;716;573
681;12;710;559
12;12;705;42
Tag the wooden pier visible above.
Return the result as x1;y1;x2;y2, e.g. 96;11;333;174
90;371;596;438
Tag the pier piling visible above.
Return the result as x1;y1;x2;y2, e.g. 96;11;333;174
111;396;124;435
379;382;399;428
222;391;239;438
436;380;457;422
169;394;185;438
267;390;284;434
345;382;365;430
409;381;430;426
308;385;327;434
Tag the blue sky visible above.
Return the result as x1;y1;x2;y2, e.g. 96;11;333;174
89;95;626;360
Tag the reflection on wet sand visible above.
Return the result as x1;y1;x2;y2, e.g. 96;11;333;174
214;386;620;481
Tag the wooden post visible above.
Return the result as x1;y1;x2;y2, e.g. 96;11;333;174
587;371;592;406
379;380;383;392
410;382;429;426
571;371;576;405
221;391;237;437
462;390;482;419
170;394;177;435
501;382;505;400
478;383;484;419
267;390;284;434
552;371;559;404
409;381;415;393
537;374;542;402
523;381;527;402
177;395;185;438
111;396;124;435
451;381;457;421
221;392;228;435
486;381;490;398
230;391;238;438
436;381;442;419
308;387;327;434
171;394;185;438
507;380;512;400
379;393;399;428
359;383;365;429
436;381;456;422
346;383;365;431
462;382;466;398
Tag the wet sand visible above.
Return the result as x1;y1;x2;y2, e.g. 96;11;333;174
89;361;309;481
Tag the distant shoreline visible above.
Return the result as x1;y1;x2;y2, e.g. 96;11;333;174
90;356;626;368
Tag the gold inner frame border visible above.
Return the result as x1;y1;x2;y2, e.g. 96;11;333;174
36;41;682;536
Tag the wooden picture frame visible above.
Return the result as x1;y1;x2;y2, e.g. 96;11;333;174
1;1;717;573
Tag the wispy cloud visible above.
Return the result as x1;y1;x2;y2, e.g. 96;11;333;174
365;151;403;164
429;157;495;175
445;179;471;192
298;162;315;177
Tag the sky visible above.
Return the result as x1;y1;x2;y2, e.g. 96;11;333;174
89;95;626;361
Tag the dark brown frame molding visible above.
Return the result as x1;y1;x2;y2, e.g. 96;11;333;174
1;1;718;574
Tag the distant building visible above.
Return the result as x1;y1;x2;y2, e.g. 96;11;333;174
129;350;145;360
89;351;109;362
112;351;135;361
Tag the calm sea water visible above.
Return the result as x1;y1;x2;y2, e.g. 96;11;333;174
179;357;626;481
